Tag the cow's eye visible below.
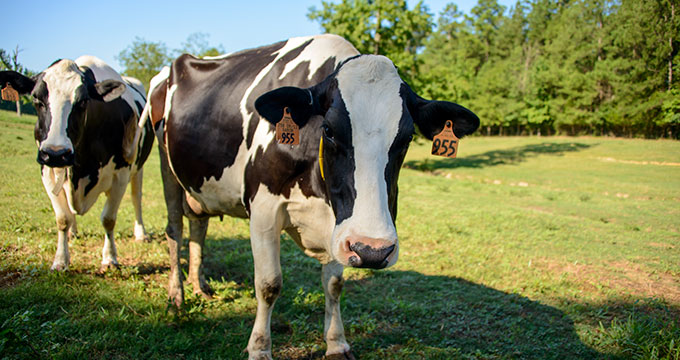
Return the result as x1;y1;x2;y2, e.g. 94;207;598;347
322;124;334;140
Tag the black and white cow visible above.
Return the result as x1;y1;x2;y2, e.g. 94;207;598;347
146;34;478;359
0;56;154;270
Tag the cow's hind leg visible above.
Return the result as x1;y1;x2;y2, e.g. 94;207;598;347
99;177;128;270
42;169;75;271
130;168;147;242
159;143;185;308
188;217;212;299
246;210;284;360
322;262;354;359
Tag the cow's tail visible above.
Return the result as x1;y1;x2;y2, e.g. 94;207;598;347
124;67;170;164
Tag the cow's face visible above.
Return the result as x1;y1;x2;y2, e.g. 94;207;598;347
0;60;126;167
256;55;479;269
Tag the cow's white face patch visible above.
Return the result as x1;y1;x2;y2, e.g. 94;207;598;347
40;60;84;154
331;55;403;267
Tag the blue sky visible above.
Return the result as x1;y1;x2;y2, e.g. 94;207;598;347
2;0;517;74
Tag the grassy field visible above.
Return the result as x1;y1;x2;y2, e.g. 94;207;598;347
0;109;678;359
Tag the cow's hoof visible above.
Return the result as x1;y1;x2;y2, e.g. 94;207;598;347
51;263;69;271
247;350;272;360
100;262;120;272
134;235;150;242
325;351;356;360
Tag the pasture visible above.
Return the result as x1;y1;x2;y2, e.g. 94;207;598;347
0;109;678;359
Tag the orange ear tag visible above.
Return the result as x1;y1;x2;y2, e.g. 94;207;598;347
276;107;300;145
1;83;19;102
431;120;459;158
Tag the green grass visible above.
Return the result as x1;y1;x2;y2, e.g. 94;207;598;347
0;109;678;359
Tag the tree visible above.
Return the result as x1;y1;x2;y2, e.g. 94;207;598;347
0;46;32;116
308;0;433;88
177;32;225;58
116;37;172;90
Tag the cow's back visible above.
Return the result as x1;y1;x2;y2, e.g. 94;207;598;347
164;34;359;216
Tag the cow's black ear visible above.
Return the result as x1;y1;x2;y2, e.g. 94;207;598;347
404;84;479;140
0;71;36;94
91;80;126;102
255;86;316;127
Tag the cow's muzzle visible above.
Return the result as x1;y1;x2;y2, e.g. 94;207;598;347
37;148;75;167
346;239;396;269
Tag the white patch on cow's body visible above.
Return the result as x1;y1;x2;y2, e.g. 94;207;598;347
66;158;126;215
41;61;82;153
279;34;358;81
284;183;335;263
202;52;234;60
332;56;403;265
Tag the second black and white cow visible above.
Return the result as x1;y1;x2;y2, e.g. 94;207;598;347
0;56;154;270
146;34;478;359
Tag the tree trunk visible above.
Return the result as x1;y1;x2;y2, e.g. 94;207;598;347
669;3;674;91
15;100;21;117
487;126;491;136
374;8;381;55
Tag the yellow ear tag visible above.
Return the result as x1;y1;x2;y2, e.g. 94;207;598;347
1;83;19;102
276;107;300;145
431;120;459;158
318;136;325;181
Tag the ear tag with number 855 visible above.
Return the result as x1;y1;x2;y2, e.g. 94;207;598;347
276;107;299;145
2;83;19;102
431;120;459;158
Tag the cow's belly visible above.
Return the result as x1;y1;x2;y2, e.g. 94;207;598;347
185;149;249;218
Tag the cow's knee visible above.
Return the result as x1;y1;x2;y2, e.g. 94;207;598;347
56;214;73;232
101;216;116;232
258;275;282;306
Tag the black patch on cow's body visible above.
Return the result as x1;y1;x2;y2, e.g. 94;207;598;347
383;85;418;221
165;41;286;194
70;97;136;194
136;120;155;170
317;82;356;225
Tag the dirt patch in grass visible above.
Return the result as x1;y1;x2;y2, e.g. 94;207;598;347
536;258;680;302
0;268;23;288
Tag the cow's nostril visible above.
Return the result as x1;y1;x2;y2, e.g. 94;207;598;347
37;148;74;167
349;242;395;269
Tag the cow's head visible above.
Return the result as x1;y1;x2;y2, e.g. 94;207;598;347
0;60;126;167
256;55;479;269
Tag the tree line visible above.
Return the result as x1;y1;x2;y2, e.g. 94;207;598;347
309;0;679;138
3;1;678;138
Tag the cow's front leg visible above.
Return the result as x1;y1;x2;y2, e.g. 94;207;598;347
188;217;212;299
41;169;74;271
129;169;147;242
99;177;128;270
247;213;283;360
322;261;354;359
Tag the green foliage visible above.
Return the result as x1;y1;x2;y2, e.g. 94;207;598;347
308;0;434;88
116;33;225;90
177;32;226;58
309;0;679;138
116;37;172;91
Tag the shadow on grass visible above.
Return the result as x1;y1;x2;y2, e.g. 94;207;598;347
405;141;594;172
4;235;677;359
